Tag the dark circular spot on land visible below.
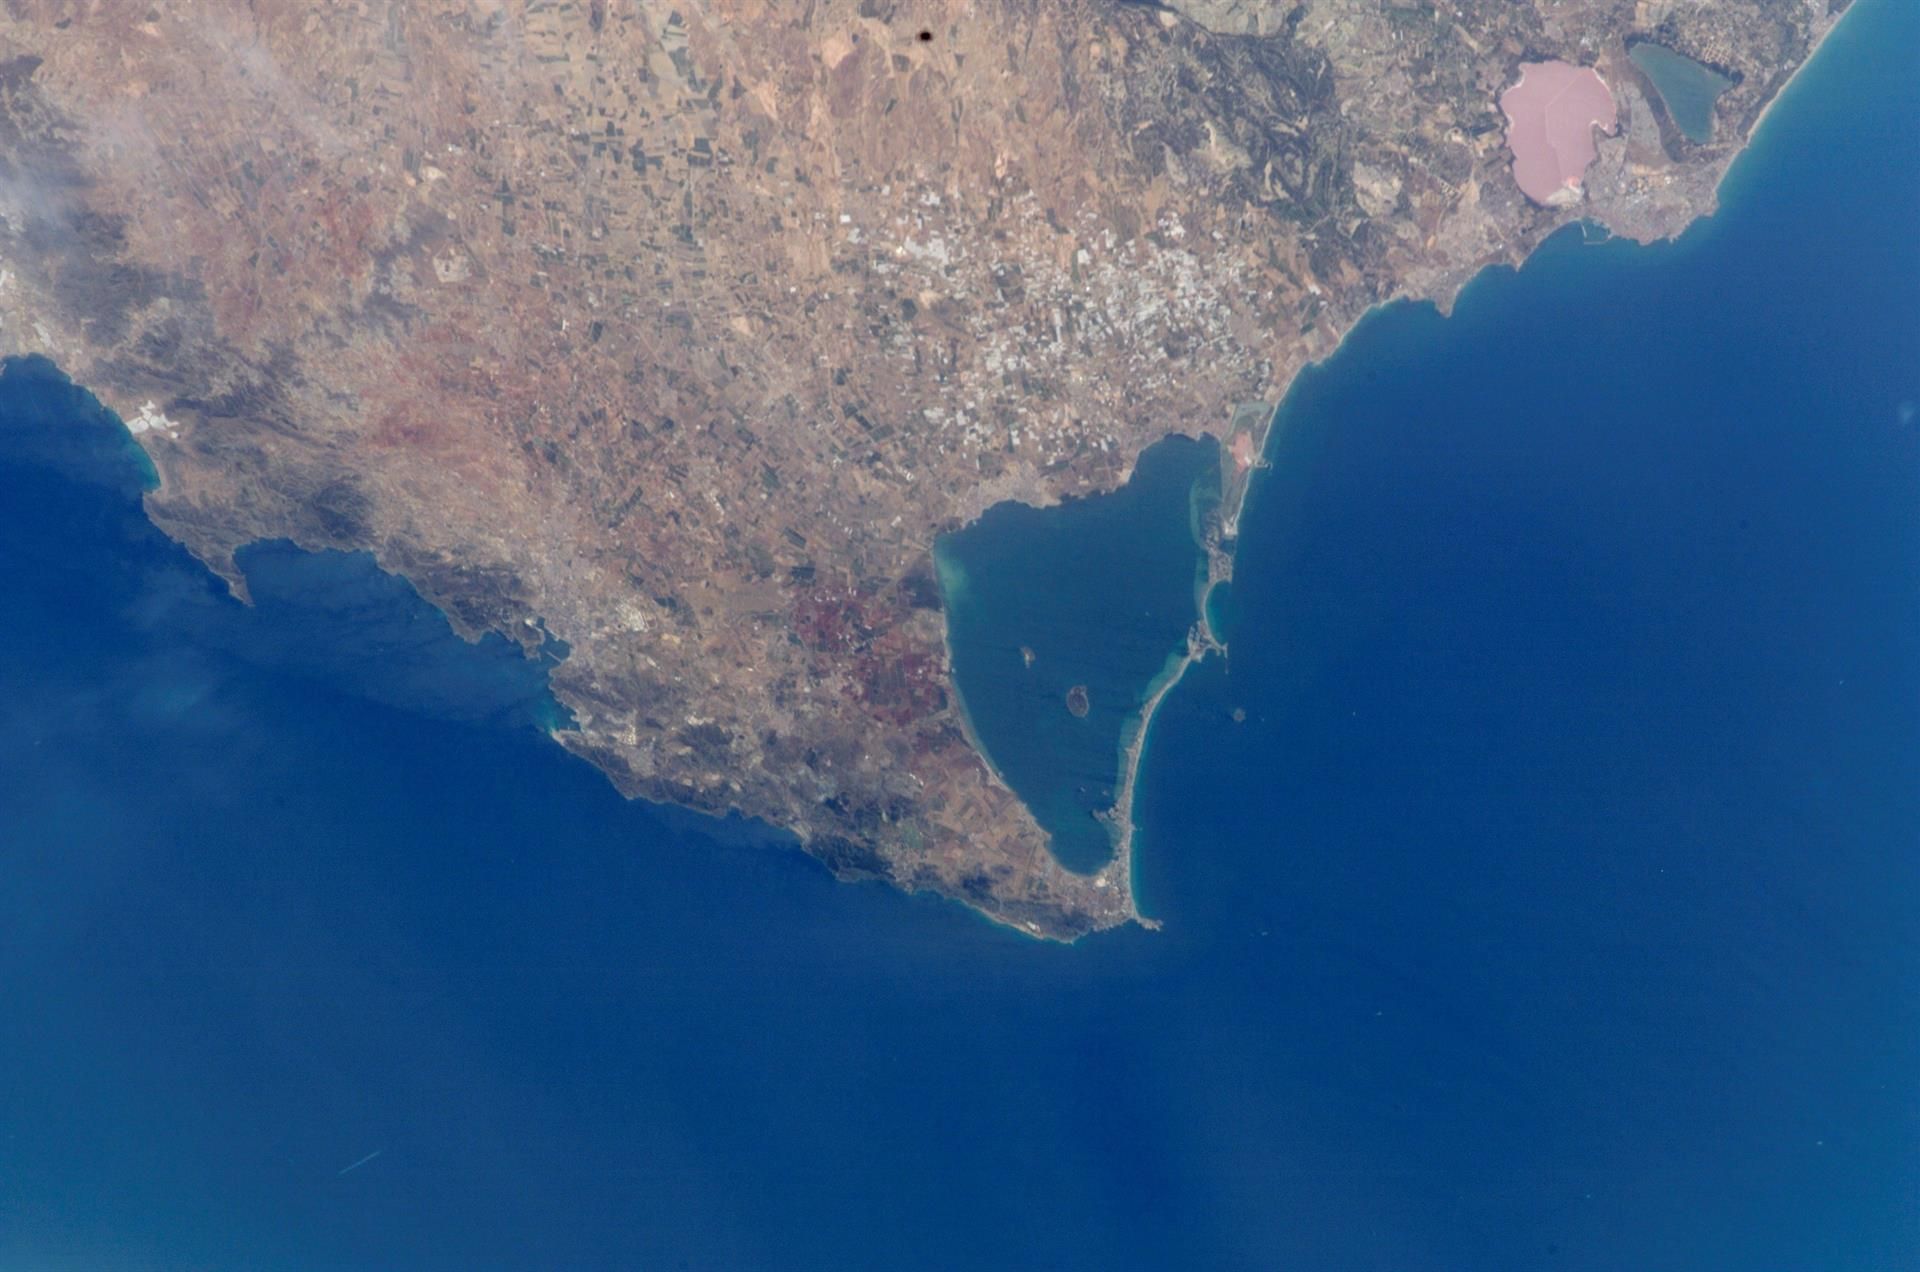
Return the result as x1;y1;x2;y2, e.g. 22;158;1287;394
917;30;934;42
1065;684;1090;718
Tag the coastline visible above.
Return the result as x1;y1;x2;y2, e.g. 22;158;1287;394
933;485;1186;936
1721;0;1861;200
930;545;1019;799
1100;463;1235;925
1099;0;1865;933
19;2;1863;948
1103;617;1222;927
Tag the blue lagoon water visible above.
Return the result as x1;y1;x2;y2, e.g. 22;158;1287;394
937;436;1216;872
3;0;1917;1266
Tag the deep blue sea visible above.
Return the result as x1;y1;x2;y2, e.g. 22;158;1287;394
3;1;1917;1267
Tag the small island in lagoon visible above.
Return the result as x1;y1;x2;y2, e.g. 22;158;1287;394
935;436;1222;880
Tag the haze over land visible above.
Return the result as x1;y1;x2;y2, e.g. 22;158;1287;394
0;0;1845;934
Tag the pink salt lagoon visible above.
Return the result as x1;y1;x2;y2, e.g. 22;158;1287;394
1499;61;1618;206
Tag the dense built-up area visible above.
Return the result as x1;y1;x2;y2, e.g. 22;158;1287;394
0;0;1838;935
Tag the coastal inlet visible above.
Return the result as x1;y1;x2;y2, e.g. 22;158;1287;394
936;435;1220;874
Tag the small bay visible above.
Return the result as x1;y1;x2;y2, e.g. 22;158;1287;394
935;435;1216;871
1;0;1914;1266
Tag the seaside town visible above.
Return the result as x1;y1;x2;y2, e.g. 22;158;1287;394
0;0;1837;936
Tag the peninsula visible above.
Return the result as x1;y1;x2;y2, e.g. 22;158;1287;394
0;0;1848;938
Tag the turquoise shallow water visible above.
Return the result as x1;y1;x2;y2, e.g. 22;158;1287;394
936;436;1216;872
2;1;1917;1267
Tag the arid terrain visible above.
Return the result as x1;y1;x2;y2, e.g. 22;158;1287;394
0;0;1845;937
